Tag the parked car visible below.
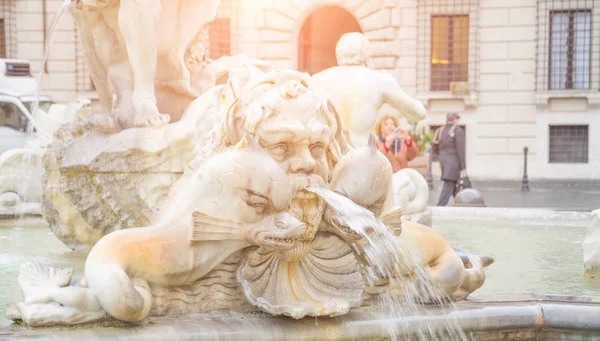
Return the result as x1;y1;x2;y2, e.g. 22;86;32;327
0;59;55;155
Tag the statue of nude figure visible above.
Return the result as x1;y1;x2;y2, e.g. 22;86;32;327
311;33;427;147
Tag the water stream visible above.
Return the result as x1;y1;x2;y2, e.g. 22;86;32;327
307;187;467;340
27;0;72;137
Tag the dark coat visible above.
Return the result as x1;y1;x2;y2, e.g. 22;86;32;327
434;124;466;182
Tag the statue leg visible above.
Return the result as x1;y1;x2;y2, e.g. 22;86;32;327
153;0;220;122
117;0;170;128
70;6;113;114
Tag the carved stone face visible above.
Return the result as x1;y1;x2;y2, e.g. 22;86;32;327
194;142;307;249
251;89;334;241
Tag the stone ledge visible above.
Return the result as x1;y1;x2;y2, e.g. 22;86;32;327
4;298;600;341
431;206;591;223
535;91;600;107
417;92;479;107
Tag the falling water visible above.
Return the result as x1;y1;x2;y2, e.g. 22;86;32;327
27;0;72;137
307;187;467;341
14;0;72;224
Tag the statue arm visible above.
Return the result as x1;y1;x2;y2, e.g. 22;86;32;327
380;73;427;123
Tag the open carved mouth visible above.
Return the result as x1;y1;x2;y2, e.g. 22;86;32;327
259;219;306;248
263;236;299;246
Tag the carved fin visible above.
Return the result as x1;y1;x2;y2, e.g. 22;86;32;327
190;210;244;242
480;255;495;267
18;262;73;302
367;133;378;151
459;255;473;268
381;206;403;235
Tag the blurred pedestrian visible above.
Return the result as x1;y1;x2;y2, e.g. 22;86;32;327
374;113;419;173
432;112;466;206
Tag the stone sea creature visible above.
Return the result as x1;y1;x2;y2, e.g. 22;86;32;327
318;134;401;241
315;135;492;301
7;135;306;325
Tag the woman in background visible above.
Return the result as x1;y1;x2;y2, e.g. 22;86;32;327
374;113;419;172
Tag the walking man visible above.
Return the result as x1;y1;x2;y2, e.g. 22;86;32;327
433;112;466;206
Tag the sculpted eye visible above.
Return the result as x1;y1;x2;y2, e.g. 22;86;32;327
310;143;325;157
247;193;269;214
268;143;288;156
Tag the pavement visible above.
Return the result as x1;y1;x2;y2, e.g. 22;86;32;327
427;179;600;212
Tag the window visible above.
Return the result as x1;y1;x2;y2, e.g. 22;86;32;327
0;102;27;131
417;0;479;95
536;1;600;93
207;18;231;59
549;125;589;163
549;10;591;90
431;15;469;91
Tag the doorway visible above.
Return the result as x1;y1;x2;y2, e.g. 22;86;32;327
297;6;361;75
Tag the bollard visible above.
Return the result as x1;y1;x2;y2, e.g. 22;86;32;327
521;146;530;192
427;146;434;190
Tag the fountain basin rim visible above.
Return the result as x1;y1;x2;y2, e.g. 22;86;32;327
4;297;600;341
431;206;591;222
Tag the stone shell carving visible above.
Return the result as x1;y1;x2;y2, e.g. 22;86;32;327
238;233;364;319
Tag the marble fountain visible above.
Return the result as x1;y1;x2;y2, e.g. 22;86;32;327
1;1;600;340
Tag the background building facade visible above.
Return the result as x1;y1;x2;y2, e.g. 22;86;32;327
2;0;598;180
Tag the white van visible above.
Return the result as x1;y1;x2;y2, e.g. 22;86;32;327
0;59;54;155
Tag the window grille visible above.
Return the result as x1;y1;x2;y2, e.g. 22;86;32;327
208;18;231;59
417;0;479;94
74;29;95;92
537;0;600;91
548;125;589;163
206;0;240;60
0;0;16;58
